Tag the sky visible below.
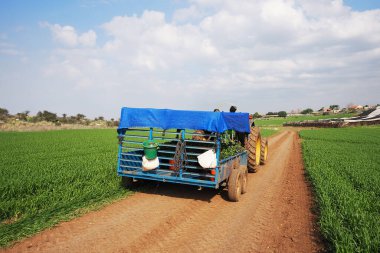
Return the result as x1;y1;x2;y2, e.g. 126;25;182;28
1;0;380;119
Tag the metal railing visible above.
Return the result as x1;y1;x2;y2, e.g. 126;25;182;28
117;128;219;181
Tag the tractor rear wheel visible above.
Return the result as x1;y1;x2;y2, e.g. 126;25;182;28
240;165;248;194
260;138;269;165
247;127;261;172
228;169;242;202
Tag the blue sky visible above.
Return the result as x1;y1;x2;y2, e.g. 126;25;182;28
0;1;186;51
1;0;380;118
345;0;380;10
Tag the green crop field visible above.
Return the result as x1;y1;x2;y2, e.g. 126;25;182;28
0;129;127;247
300;127;380;252
0;128;279;247
260;128;279;138
255;113;353;127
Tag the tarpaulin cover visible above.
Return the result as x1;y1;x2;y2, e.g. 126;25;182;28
117;107;250;134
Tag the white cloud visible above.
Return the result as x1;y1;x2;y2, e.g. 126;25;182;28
173;5;203;23
34;0;380;117
42;22;97;47
78;30;97;47
0;48;21;56
0;37;22;56
100;10;219;71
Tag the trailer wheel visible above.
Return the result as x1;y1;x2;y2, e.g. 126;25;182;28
121;176;135;189
247;127;261;172
228;169;242;202
260;138;269;165
240;165;248;194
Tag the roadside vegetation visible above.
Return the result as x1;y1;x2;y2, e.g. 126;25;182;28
0;108;118;131
255;113;353;127
300;127;380;252
0;129;129;247
260;128;279;137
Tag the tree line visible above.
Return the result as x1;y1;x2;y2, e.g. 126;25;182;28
0;108;118;127
251;104;362;119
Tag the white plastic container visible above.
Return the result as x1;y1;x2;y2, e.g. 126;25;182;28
142;156;159;171
197;149;217;168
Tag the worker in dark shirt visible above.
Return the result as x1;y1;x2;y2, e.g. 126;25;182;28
250;114;255;127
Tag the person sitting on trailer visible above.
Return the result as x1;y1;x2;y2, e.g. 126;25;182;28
250;114;255;127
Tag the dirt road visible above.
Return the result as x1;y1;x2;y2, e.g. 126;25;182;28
3;130;322;253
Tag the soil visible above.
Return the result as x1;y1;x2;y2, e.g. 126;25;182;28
2;130;324;253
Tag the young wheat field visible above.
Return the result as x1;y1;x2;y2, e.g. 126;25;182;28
300;127;380;252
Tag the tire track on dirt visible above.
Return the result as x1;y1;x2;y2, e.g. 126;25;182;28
2;130;322;253
113;130;293;253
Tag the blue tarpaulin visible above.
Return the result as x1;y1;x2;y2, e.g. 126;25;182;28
117;107;250;134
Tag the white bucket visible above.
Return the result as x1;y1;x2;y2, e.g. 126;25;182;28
197;149;217;168
142;156;159;171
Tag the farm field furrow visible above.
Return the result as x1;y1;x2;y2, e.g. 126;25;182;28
300;127;380;252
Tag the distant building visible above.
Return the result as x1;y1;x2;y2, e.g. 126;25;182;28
318;107;331;113
349;105;363;110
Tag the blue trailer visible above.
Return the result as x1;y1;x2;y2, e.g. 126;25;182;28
116;107;264;201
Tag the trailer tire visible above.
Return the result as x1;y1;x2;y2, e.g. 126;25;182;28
228;169;242;202
260;138;269;165
121;176;135;189
240;165;248;194
247;127;261;173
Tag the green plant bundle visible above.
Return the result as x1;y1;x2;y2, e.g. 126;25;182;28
300;127;380;252
220;140;245;160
